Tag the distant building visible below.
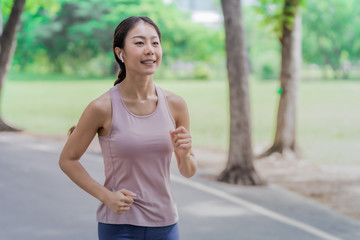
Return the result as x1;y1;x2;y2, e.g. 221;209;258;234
164;0;222;28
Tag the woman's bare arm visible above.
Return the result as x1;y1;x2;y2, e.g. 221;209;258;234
166;91;197;178
59;94;135;214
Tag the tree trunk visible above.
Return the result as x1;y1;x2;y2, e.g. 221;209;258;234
0;5;3;36
218;0;263;185
259;0;301;159
0;117;21;131
0;0;26;132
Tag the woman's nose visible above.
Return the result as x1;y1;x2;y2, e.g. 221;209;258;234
144;44;154;55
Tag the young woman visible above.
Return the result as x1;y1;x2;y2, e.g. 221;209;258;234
59;16;197;240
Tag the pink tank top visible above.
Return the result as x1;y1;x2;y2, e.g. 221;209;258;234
96;84;178;226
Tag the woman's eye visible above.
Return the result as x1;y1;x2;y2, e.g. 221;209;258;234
153;42;159;45
135;42;144;45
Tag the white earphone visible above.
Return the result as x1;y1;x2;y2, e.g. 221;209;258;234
120;52;124;63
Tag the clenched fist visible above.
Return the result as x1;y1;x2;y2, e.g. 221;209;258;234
104;189;136;214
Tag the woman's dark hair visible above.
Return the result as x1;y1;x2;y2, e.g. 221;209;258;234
68;17;161;135
113;16;162;86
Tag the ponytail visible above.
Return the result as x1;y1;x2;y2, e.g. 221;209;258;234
114;61;126;86
68;126;76;136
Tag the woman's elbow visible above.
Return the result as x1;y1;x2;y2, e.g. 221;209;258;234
58;155;67;172
58;152;74;172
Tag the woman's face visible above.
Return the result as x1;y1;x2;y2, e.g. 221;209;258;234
121;21;162;77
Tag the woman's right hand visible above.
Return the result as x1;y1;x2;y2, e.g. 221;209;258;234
104;189;137;214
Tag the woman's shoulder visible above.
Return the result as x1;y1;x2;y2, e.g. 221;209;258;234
164;87;189;127
86;90;112;118
161;88;189;126
161;88;187;111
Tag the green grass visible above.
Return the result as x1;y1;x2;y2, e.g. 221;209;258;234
2;75;360;164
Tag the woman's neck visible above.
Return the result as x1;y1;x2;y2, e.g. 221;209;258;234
119;74;155;100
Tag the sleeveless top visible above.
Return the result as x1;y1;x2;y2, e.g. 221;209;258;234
96;84;178;227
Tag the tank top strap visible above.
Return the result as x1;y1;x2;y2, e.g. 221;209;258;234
155;85;176;127
110;84;121;103
109;84;123;123
109;84;175;127
155;85;165;106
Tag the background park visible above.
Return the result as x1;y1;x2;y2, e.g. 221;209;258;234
1;0;360;238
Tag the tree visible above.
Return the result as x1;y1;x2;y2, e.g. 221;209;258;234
0;5;3;35
218;0;263;185
3;0;59;73
257;0;302;159
10;0;224;77
0;0;26;131
302;0;360;79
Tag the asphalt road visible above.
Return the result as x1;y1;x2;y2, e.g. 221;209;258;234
1;133;360;240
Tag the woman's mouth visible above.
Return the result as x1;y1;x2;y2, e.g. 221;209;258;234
141;60;156;64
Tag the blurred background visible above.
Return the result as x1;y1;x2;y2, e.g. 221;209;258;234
1;0;359;218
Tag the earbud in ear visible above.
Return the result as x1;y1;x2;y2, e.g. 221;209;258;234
120;52;124;63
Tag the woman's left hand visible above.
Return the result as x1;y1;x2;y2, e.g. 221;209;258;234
170;126;192;159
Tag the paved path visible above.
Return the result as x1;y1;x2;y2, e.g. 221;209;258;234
1;133;360;240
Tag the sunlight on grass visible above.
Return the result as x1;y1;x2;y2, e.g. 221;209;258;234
2;76;359;164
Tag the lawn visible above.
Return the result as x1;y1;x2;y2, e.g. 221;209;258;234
2;74;359;164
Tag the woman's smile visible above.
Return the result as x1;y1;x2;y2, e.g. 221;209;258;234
141;59;156;65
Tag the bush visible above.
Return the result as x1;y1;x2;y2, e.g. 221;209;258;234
193;63;211;80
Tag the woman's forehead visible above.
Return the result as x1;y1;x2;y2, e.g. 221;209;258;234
127;22;159;39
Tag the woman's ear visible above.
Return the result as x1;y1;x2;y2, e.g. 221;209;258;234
114;47;122;59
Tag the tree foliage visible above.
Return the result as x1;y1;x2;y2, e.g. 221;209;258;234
7;0;224;78
254;0;304;40
254;0;360;79
3;0;359;80
301;0;360;78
